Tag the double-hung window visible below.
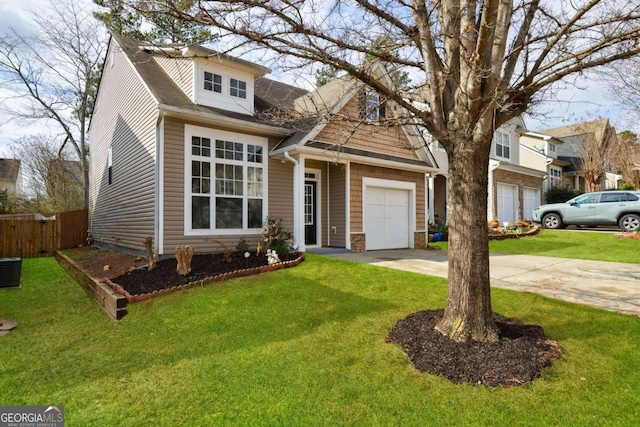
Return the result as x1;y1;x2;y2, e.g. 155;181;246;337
494;131;511;160
358;89;386;122
230;78;247;99
187;126;267;234
204;72;222;93
550;167;562;188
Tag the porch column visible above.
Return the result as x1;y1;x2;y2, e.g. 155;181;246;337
488;160;500;220
427;174;435;225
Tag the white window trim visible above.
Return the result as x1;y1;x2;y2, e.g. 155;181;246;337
494;131;511;160
184;124;268;236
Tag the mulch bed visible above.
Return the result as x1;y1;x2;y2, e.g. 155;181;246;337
387;309;562;387
110;251;301;296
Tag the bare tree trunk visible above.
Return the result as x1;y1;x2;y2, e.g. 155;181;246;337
435;136;499;342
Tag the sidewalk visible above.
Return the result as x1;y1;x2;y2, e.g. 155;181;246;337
312;248;640;316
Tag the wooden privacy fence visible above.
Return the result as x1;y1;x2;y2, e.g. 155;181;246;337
0;209;88;258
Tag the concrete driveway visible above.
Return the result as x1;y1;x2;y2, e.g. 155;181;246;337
312;248;640;316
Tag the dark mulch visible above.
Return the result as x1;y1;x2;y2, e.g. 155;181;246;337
112;251;298;296
387;309;562;387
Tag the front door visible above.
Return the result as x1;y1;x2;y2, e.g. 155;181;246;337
304;180;317;245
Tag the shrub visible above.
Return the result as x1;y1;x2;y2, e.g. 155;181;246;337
260;216;293;259
620;183;637;190
545;187;582;204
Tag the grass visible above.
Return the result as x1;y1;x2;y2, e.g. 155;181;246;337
2;255;640;426
432;229;640;263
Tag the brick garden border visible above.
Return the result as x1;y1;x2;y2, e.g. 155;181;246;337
104;252;306;304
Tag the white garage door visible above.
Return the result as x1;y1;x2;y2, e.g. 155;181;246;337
365;187;410;250
522;187;540;221
497;183;518;225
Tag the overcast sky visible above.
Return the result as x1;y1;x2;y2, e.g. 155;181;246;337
0;0;634;159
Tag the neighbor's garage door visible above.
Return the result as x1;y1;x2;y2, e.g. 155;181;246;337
364;187;410;250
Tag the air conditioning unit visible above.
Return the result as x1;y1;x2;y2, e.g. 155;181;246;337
0;258;22;289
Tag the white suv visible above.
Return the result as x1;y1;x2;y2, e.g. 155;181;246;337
532;191;640;232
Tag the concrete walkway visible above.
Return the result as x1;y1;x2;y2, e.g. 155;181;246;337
311;248;640;316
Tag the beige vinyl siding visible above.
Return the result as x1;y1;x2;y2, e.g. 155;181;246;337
314;96;419;160
153;54;194;100
349;163;425;233
89;38;158;253
328;163;346;247
162;117;294;254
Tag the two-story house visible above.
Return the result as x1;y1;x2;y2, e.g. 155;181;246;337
519;130;570;193
428;117;547;225
538;118;621;191
89;35;438;256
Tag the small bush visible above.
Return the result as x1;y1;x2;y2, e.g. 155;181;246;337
545;187;582;204
620;183;637;190
260;216;293;259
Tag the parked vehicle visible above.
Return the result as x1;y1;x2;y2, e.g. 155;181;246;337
532;191;640;232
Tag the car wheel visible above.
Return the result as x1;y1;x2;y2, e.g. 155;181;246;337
542;213;563;229
619;214;640;232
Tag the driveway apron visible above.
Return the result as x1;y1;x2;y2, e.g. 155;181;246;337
313;248;640;316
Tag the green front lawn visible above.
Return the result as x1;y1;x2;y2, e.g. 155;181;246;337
2;256;640;426
432;229;640;263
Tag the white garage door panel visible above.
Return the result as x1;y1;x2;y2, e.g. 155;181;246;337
497;183;517;225
365;187;410;250
523;188;539;221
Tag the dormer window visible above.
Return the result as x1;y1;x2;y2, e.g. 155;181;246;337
358;89;386;122
230;78;247;99
195;62;254;114
204;72;222;93
548;143;556;153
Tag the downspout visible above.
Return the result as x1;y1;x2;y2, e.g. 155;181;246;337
283;151;300;250
154;109;165;257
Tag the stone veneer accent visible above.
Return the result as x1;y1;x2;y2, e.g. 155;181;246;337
350;233;366;253
414;231;427;249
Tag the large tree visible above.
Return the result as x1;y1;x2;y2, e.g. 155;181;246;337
0;0;105;209
615;131;640;188
94;0;214;44
125;0;640;342
11;135;84;212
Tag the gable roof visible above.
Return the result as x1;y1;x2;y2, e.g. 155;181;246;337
271;67;437;168
109;35;435;168
0;159;20;181
539;118;613;142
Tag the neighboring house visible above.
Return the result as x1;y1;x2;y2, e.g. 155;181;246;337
538;118;621;192
89;35;438;256
0;158;22;195
519;130;570;193
428;117;547;224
